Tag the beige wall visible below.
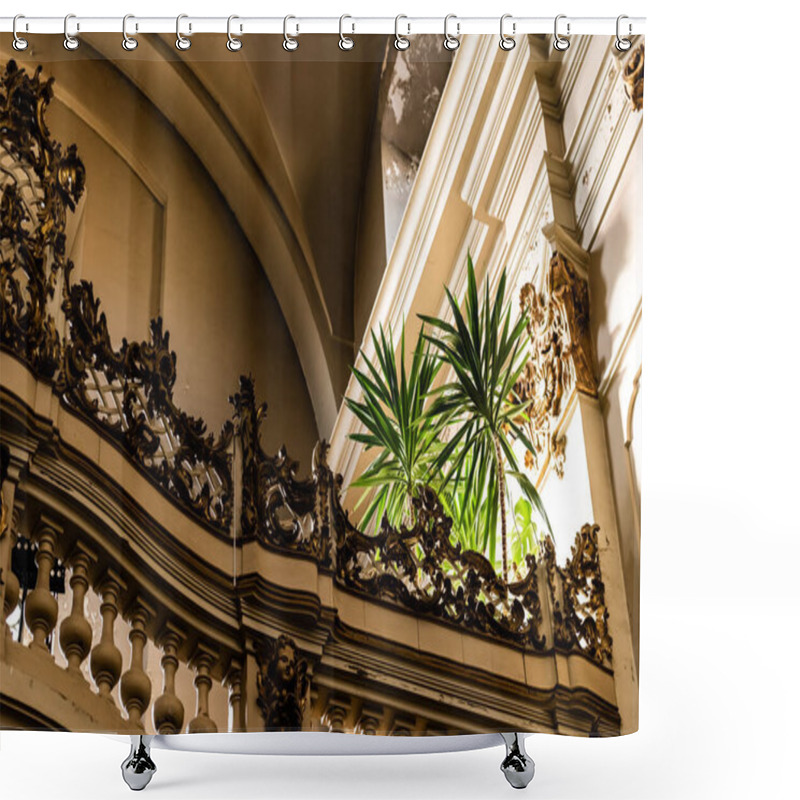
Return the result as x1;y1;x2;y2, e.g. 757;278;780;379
10;45;319;469
588;132;643;661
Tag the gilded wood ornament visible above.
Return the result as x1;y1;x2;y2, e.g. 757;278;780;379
0;61;84;379
335;486;546;651
542;525;612;666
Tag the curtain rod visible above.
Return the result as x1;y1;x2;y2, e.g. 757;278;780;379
0;16;646;37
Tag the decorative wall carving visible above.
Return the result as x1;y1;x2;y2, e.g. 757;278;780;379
517;250;598;477
0;61;84;379
58;279;234;528
0;59;232;531
542;524;612;666
335;486;546;651
623;44;644;112
231;376;331;565
255;634;310;731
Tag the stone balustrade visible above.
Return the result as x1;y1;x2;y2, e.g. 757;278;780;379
0;503;240;735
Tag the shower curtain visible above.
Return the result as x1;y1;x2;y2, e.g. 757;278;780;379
0;29;643;739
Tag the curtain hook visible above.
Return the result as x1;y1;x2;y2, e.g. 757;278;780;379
12;15;28;51
122;14;138;51
283;15;299;51
443;14;460;51
339;15;355;51
394;14;410;51
176;13;191;50
227;15;243;51
64;13;79;51
499;14;516;51
615;15;632;51
553;14;570;52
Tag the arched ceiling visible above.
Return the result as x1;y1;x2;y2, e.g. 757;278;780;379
7;33;449;440
78;33;393;438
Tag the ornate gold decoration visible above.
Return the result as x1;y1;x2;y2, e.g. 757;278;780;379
517;251;597;476
1;60;232;530
57;281;234;528
542;525;612;666
255;633;310;731
335;486;546;650
623;44;644;111
1;60;85;378
230;376;330;563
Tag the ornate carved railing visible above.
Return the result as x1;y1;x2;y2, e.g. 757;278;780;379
0;58;612;668
1;60;232;531
334;487;547;651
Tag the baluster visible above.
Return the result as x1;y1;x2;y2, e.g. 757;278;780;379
90;570;124;700
153;625;185;734
120;599;154;727
58;544;95;674
224;660;244;732
1;507;20;643
24;520;60;652
188;645;218;733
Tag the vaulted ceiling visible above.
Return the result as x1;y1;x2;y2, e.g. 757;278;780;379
2;32;449;438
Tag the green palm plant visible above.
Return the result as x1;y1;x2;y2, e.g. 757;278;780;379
421;255;550;581
345;322;444;530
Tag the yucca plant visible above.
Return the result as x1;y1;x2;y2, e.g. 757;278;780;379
345;322;444;530
421;255;550;581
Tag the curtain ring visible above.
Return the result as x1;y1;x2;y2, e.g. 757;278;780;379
64;13;79;51
227;15;243;51
499;14;516;51
394;15;410;51
615;15;632;51
339;14;355;51
12;15;28;51
553;14;570;52
176;14;191;50
283;15;299;51
443;14;460;51
122;14;138;51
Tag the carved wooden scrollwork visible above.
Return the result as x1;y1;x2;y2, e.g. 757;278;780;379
57;271;234;528
0;60;85;379
230;375;332;564
542;525;612;666
255;633;310;731
1;60;232;531
335;486;546;650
